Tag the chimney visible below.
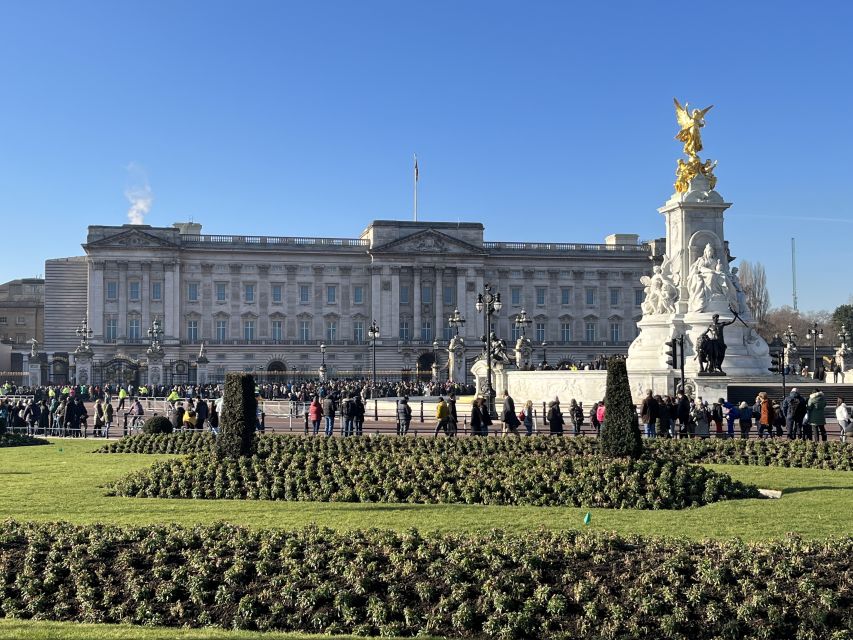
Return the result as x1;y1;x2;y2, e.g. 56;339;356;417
173;222;202;235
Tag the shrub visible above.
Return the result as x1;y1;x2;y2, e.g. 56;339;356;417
0;521;850;638
107;443;760;509
600;357;642;459
0;433;50;447
94;432;215;454
141;415;173;435
217;372;257;458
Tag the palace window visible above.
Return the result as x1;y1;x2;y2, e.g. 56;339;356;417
271;320;283;341
299;284;311;304
536;287;546;306
187;320;198;343
106;281;118;301
187;282;199;302
561;287;571;305
421;320;432;342
128;281;140;301
585;287;597;306
443;285;455;306
400;286;410;304
422;285;432;304
353;286;364;305
610;322;621;343
635;288;644;307
299;319;311;342
106;318;117;342
151;282;162;301
353;320;364;342
272;285;282;304
215;320;227;342
327;285;337;304
510;286;521;306
585;322;598;342
243;319;255;340
610;288;621;306
244;284;255;303
399;319;410;341
216;282;227;302
535;322;546;343
326;320;337;341
561;322;572;343
128;317;141;339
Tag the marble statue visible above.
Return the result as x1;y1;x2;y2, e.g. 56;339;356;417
728;267;750;317
448;334;465;382
489;332;512;366
28;338;39;358
198;341;207;360
640;255;679;315
697;312;738;374
514;335;532;370
687;243;732;312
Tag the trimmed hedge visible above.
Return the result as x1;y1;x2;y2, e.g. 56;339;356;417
95;432;853;472
600;357;643;459
217;372;257;458
142;416;173;435
107;446;760;509
0;521;851;638
0;433;50;448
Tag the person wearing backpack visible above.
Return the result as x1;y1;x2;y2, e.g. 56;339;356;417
781;388;806;440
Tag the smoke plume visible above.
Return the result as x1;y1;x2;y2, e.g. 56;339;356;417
125;163;153;224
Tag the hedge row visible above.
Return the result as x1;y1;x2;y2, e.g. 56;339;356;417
0;433;50;448
1;521;851;639
107;448;759;509
95;432;853;472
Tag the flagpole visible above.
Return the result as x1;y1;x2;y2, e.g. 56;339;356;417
413;153;418;222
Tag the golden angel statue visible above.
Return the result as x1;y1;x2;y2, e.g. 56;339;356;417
673;98;713;159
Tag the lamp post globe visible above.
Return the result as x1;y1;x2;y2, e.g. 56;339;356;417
476;284;501;419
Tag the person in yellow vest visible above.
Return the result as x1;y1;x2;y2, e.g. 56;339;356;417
434;397;450;436
117;387;128;411
139;385;148;397
167;388;180;403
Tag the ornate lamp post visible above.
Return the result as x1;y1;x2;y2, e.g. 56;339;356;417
805;322;823;378
783;324;798;373
475;283;502;418
448;307;466;336
839;324;851;352
367;319;379;398
146;317;164;355
541;340;548;369
319;342;327;381
75;317;93;352
514;308;532;336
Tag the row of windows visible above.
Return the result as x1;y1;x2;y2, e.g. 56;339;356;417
397;320;627;343
0;316;27;325
509;286;643;307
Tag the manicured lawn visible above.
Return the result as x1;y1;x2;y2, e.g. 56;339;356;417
0;619;433;640
1;438;851;541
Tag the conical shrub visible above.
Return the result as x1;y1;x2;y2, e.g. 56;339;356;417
600;357;643;459
216;372;257;458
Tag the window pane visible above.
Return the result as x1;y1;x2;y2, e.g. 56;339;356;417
585;288;596;306
421;321;432;342
399;320;409;341
244;320;255;340
300;285;310;304
443;286;454;306
585;322;597;342
245;285;255;303
536;287;546;306
326;321;337;341
635;289;644;306
511;287;521;306
422;286;432;304
188;283;199;302
106;282;117;300
511;325;521;341
400;286;409;304
561;287;571;305
353;286;363;304
216;320;227;341
561;322;572;342
272;320;282;341
216;283;227;301
610;322;621;342
129;282;139;300
152;282;162;301
535;322;545;343
610;288;620;306
272;286;282;303
353;321;364;342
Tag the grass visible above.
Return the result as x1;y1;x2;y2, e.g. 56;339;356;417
1;438;852;541
0;619;435;640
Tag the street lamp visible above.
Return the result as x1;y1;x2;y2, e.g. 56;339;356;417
448;307;466;335
319;342;327;381
540;341;548;370
805;322;823;378
783;324;798;346
514;308;532;336
839;324;851;352
475;283;502;418
367;319;379;398
76;316;93;351
146;317;164;355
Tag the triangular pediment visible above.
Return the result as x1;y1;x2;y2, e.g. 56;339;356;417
85;228;179;250
371;229;486;256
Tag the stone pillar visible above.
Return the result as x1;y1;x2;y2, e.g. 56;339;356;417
89;260;105;339
164;261;177;340
413;267;422;342
448;335;466;383
147;352;164;387
27;354;43;388
141;262;151;332
196;351;209;385
390;266;400;343
435;267;444;342
474;269;485;339
74;350;93;386
371;265;381;325
456;269;466;335
117;261;128;338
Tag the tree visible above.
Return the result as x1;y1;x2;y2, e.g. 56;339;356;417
600;357;642;459
832;304;853;335
762;306;831;346
737;261;770;326
216;372;257;458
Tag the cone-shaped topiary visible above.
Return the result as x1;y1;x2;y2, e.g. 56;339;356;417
600;357;643;459
142;415;173;435
216;372;257;458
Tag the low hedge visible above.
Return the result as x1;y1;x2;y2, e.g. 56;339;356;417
142;416;173;435
1;521;850;638
108;447;759;509
95;432;853;472
0;433;50;448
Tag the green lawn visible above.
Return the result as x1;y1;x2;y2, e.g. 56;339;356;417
0;619;433;640
1;438;851;541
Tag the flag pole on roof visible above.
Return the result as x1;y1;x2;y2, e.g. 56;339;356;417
413;153;419;222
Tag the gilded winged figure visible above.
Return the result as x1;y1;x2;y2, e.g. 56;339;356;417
673;98;713;159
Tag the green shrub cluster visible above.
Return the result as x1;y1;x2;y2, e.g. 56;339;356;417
648;438;853;470
1;521;851;639
142;416;173;435
217;372;257;458
0;433;50;448
94;432;215;455
600;357;643;459
108;442;759;509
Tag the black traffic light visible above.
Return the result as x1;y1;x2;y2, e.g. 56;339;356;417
665;339;677;368
768;351;782;373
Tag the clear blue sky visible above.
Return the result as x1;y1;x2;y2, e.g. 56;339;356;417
1;0;850;313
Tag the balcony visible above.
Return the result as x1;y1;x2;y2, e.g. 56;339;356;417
483;241;650;254
181;234;369;249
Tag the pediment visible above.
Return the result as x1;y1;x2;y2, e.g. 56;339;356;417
85;228;179;250
371;229;486;256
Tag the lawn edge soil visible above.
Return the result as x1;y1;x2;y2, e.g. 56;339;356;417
0;521;850;639
93;432;853;472
0;433;51;447
106;446;761;510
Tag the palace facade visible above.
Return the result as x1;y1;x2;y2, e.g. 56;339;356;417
43;220;663;385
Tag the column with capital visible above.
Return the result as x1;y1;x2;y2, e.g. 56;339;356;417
141;262;151;333
390;266;400;345
434;267;443;342
117;261;128;338
413;268;422;342
370;264;382;331
88;260;105;340
473;268;485;339
456;270;467;339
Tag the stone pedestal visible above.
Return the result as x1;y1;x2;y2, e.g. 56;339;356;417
318;364;327;382
73;350;93;386
514;336;532;370
471;358;508;398
27;354;45;387
146;353;164;387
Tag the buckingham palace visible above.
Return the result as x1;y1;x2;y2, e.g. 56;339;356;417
41;219;664;385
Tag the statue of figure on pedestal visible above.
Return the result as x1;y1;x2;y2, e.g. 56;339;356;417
674;98;713;159
28;338;39;358
489;332;511;366
448;334;465;381
687;243;732;312
640;255;679;315
514;335;532;370
697;312;738;374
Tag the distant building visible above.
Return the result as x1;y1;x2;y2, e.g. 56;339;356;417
43;220;662;385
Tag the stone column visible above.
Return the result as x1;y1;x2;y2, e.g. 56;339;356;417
164;261;177;340
89;260;105;340
196;350;209;385
474;268;485;340
434;267;443;342
286;265;298;338
390;266;400;343
370;265;381;325
456;269;466;333
146;351;164;387
74;349;94;386
117;261;128;338
413;267;422;342
27;354;43;387
141;262;151;332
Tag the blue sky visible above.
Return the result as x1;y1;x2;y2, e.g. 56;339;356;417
0;0;850;312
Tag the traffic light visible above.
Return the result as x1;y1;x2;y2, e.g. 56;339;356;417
768;351;782;373
665;339;677;368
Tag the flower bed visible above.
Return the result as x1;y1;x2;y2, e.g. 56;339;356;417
0;433;50;448
107;445;759;509
0;521;850;638
94;432;215;455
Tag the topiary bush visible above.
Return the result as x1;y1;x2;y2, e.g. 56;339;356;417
216;372;257;458
0;433;51;447
142;415;173;435
600;357;643;459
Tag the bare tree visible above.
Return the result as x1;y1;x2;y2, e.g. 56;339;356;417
737;260;770;326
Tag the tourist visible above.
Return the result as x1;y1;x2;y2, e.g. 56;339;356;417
836;398;852;442
548;397;564;436
170;402;184;432
352;394;365;436
501;391;520;436
806;389;827;442
182;409;197;430
737;401;752;439
569;399;584;436
103;399;114;438
207;400;219;435
781;388;807;440
93;398;105;437
322;394;336;437
446;393;458;437
588;401;600;434
470;397;490;436
691;401;710;439
522;400;534;435
757;392;774;439
640;390;659;439
595;400;606;433
396;396;412;436
772;400;785;437
711;399;724;438
676;392;691;438
309;395;323;436
723;399;736;439
434;396;449;437
341;393;354;437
